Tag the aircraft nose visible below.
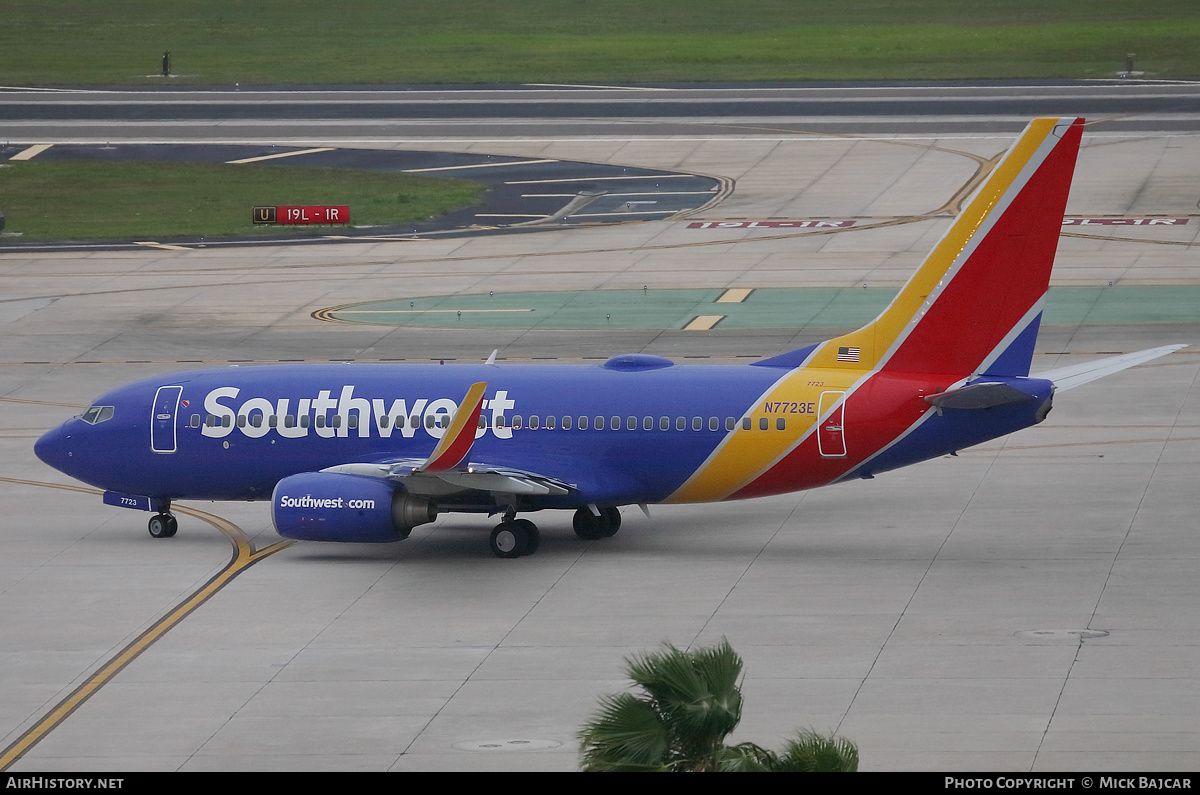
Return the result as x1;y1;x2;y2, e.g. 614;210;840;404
35;423;74;474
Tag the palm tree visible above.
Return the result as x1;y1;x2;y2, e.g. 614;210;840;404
578;638;857;772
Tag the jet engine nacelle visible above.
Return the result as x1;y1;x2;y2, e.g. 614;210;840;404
271;472;436;543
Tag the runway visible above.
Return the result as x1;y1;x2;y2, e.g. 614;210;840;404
1;84;1198;771
6;80;1200;140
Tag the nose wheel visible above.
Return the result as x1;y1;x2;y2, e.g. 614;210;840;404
489;518;540;558
148;512;178;538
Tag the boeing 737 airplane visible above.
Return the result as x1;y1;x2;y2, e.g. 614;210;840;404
35;118;1184;557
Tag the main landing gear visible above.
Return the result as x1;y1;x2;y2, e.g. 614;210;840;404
147;504;178;539
490;516;540;559
483;506;630;559
572;506;621;541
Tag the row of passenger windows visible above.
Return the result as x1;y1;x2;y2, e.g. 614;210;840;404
190;413;789;432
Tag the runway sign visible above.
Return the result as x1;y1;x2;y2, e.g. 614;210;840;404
253;206;350;225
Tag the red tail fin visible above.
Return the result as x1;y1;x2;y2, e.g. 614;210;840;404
815;117;1083;377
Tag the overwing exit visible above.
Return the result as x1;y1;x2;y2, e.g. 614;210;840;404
35;118;1186;557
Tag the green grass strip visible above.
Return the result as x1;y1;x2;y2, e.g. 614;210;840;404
0;161;484;241
1;0;1198;85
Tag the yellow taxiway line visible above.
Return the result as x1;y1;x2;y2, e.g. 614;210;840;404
0;477;294;771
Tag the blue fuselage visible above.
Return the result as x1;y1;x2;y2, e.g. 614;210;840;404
35;357;1054;512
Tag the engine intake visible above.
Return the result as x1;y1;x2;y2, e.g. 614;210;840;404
272;472;436;543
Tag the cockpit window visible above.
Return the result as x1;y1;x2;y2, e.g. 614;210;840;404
80;405;115;425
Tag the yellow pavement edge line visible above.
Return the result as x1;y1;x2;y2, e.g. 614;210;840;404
9;144;52;161
404;158;557;173
0;478;294;770
133;241;192;251
684;314;724;331
717;288;753;303
337;308;533;314
225;147;334;165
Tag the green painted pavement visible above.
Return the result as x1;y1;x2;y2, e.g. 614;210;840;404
326;286;1200;330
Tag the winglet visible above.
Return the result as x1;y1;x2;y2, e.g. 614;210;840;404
416;381;488;473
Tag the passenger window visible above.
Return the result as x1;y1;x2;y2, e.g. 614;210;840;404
725;417;735;431
742;417;751;430
546;416;556;430
577;416;588;430
692;417;702;431
777;417;786;430
626;416;637;431
348;415;357;429
676;417;686;431
379;415;390;428
222;415;232;428
332;415;342;429
269;415;278;428
250;415;263;428
529;415;540;430
759;417;768;431
315;415;325;429
190;414;201;428
477;416;487;429
643;416;653;431
562;416;573;430
284;416;295;428
595;416;605;430
512;416;523;430
237;415;247;428
709;417;719;431
660;416;669;431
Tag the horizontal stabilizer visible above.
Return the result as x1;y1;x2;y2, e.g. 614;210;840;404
925;382;1034;410
1035;345;1187;392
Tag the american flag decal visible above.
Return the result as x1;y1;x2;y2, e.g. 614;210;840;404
837;346;861;362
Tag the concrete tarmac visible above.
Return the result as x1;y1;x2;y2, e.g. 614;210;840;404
1;116;1198;771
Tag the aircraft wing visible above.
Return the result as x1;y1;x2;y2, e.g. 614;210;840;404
1034;345;1187;392
320;460;574;498
319;379;573;502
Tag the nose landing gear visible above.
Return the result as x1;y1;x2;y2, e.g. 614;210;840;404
147;504;178;538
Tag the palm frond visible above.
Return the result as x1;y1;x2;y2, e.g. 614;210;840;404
774;729;860;772
578;692;671;772
625;639;743;748
719;742;779;772
578;639;860;772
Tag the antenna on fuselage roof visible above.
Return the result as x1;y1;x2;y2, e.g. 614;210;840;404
485;349;498;365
